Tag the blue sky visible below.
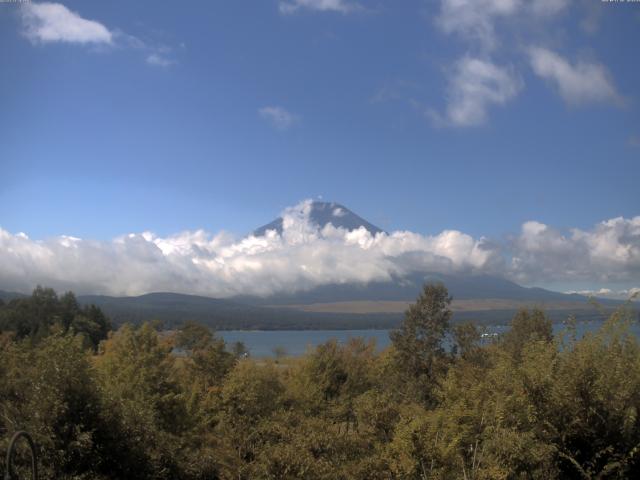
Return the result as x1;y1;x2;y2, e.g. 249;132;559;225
0;1;639;296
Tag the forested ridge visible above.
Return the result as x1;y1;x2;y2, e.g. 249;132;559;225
1;285;639;479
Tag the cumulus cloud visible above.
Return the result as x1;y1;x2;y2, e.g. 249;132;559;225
279;0;360;15
19;2;178;67
1;201;639;298
510;217;640;285
259;106;299;130
429;57;522;127
528;47;622;106
436;0;569;51
566;288;640;301
430;0;624;124
21;2;113;45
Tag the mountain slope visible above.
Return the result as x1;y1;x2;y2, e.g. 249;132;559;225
254;201;385;236
233;272;587;305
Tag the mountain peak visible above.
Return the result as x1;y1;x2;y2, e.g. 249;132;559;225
254;201;385;237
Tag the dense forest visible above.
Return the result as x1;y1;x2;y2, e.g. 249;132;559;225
1;285;639;479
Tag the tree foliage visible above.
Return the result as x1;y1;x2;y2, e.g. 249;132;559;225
390;282;452;405
0;286;110;349
1;285;639;479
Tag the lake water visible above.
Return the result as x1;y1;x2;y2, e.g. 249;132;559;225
220;321;640;358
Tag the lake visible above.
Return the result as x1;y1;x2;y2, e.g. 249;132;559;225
220;320;640;358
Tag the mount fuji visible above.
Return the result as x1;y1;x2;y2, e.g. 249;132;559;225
254;201;386;237
3;202;619;329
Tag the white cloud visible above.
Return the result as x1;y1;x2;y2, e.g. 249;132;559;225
436;0;569;51
1;201;638;298
511;216;640;284
279;0;359;15
432;0;623;120
437;0;519;51
146;53;173;68
528;47;622;106
566;288;640;301
429;57;522;127
0;200;496;297
259;106;299;130
579;0;604;34
529;0;571;17
19;3;179;67
21;2;113;45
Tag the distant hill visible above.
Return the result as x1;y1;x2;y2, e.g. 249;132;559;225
0;290;27;302
73;288;619;332
233;272;592;306
76;292;403;330
254;201;385;236
0;287;617;331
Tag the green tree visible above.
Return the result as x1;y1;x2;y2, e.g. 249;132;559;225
0;333;107;479
216;360;285;477
503;308;553;359
390;282;452;405
231;340;249;357
176;321;213;351
69;303;112;350
0;287;110;349
452;321;482;361
94;323;194;479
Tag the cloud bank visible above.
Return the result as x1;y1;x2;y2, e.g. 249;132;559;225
1;201;638;298
510;217;640;286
